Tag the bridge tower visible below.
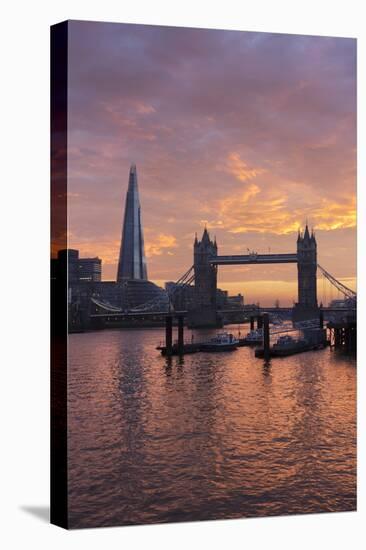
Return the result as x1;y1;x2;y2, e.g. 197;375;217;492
194;228;217;308
293;224;318;321
188;228;221;327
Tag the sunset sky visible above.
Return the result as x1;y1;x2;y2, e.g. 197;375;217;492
67;20;356;306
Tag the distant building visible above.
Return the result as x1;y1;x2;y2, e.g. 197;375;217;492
78;257;102;282
216;289;228;308
165;281;232;311
56;249;102;282
226;293;244;308
243;303;260;312
329;298;348;308
56;249;79;282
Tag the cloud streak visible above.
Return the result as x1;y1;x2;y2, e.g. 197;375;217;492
145;233;178;257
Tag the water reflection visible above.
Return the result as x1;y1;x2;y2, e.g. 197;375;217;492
262;360;272;378
68;326;356;528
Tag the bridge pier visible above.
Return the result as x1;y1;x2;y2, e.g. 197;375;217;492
178;315;184;355
163;314;187;356
292;304;320;323
328;314;356;353
187;307;222;329
262;313;270;361
165;315;173;356
250;316;255;331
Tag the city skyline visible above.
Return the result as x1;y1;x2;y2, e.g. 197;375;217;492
67;21;356;305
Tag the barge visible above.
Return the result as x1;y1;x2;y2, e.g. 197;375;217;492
157;332;238;355
255;334;325;358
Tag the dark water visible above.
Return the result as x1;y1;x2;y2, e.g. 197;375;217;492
68;326;356;528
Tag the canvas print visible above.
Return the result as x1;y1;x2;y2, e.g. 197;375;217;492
51;20;357;529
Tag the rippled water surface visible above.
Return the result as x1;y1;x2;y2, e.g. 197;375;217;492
68;326;356;528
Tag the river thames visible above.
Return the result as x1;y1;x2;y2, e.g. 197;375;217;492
68;326;356;529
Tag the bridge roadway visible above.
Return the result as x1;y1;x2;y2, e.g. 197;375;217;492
209;253;298;265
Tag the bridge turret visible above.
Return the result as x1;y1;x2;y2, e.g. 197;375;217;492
303;223;310;242
201;226;211;246
194;228;217;258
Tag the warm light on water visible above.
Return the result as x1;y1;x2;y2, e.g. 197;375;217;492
68;326;356;528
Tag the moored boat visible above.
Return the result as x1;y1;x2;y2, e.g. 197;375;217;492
255;333;326;357
272;335;307;353
200;332;239;352
238;328;263;346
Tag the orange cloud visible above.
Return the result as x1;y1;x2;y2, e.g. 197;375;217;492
310;196;356;230
145;233;178;257
69;239;121;265
203;179;356;235
224;152;266;182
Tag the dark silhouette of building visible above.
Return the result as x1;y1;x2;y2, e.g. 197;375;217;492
194;228;217;309
55;249;101;283
165;280;232;312
117;164;148;281
226;293;244;308
78;257;102;282
293;224;318;320
187;228;222;327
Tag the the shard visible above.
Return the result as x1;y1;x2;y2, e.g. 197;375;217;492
117;164;148;281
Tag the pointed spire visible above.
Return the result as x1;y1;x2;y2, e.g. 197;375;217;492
297;228;301;242
304;223;310;241
128;163;137;190
194;232;198;246
202;226;210;243
117;164;148;281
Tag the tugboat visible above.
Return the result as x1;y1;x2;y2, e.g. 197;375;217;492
200;332;239;352
238;328;263;346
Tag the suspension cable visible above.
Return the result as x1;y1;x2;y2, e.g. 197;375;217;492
317;264;356;300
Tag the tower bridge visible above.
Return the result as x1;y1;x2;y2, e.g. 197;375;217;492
89;224;355;330
189;224;319;327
